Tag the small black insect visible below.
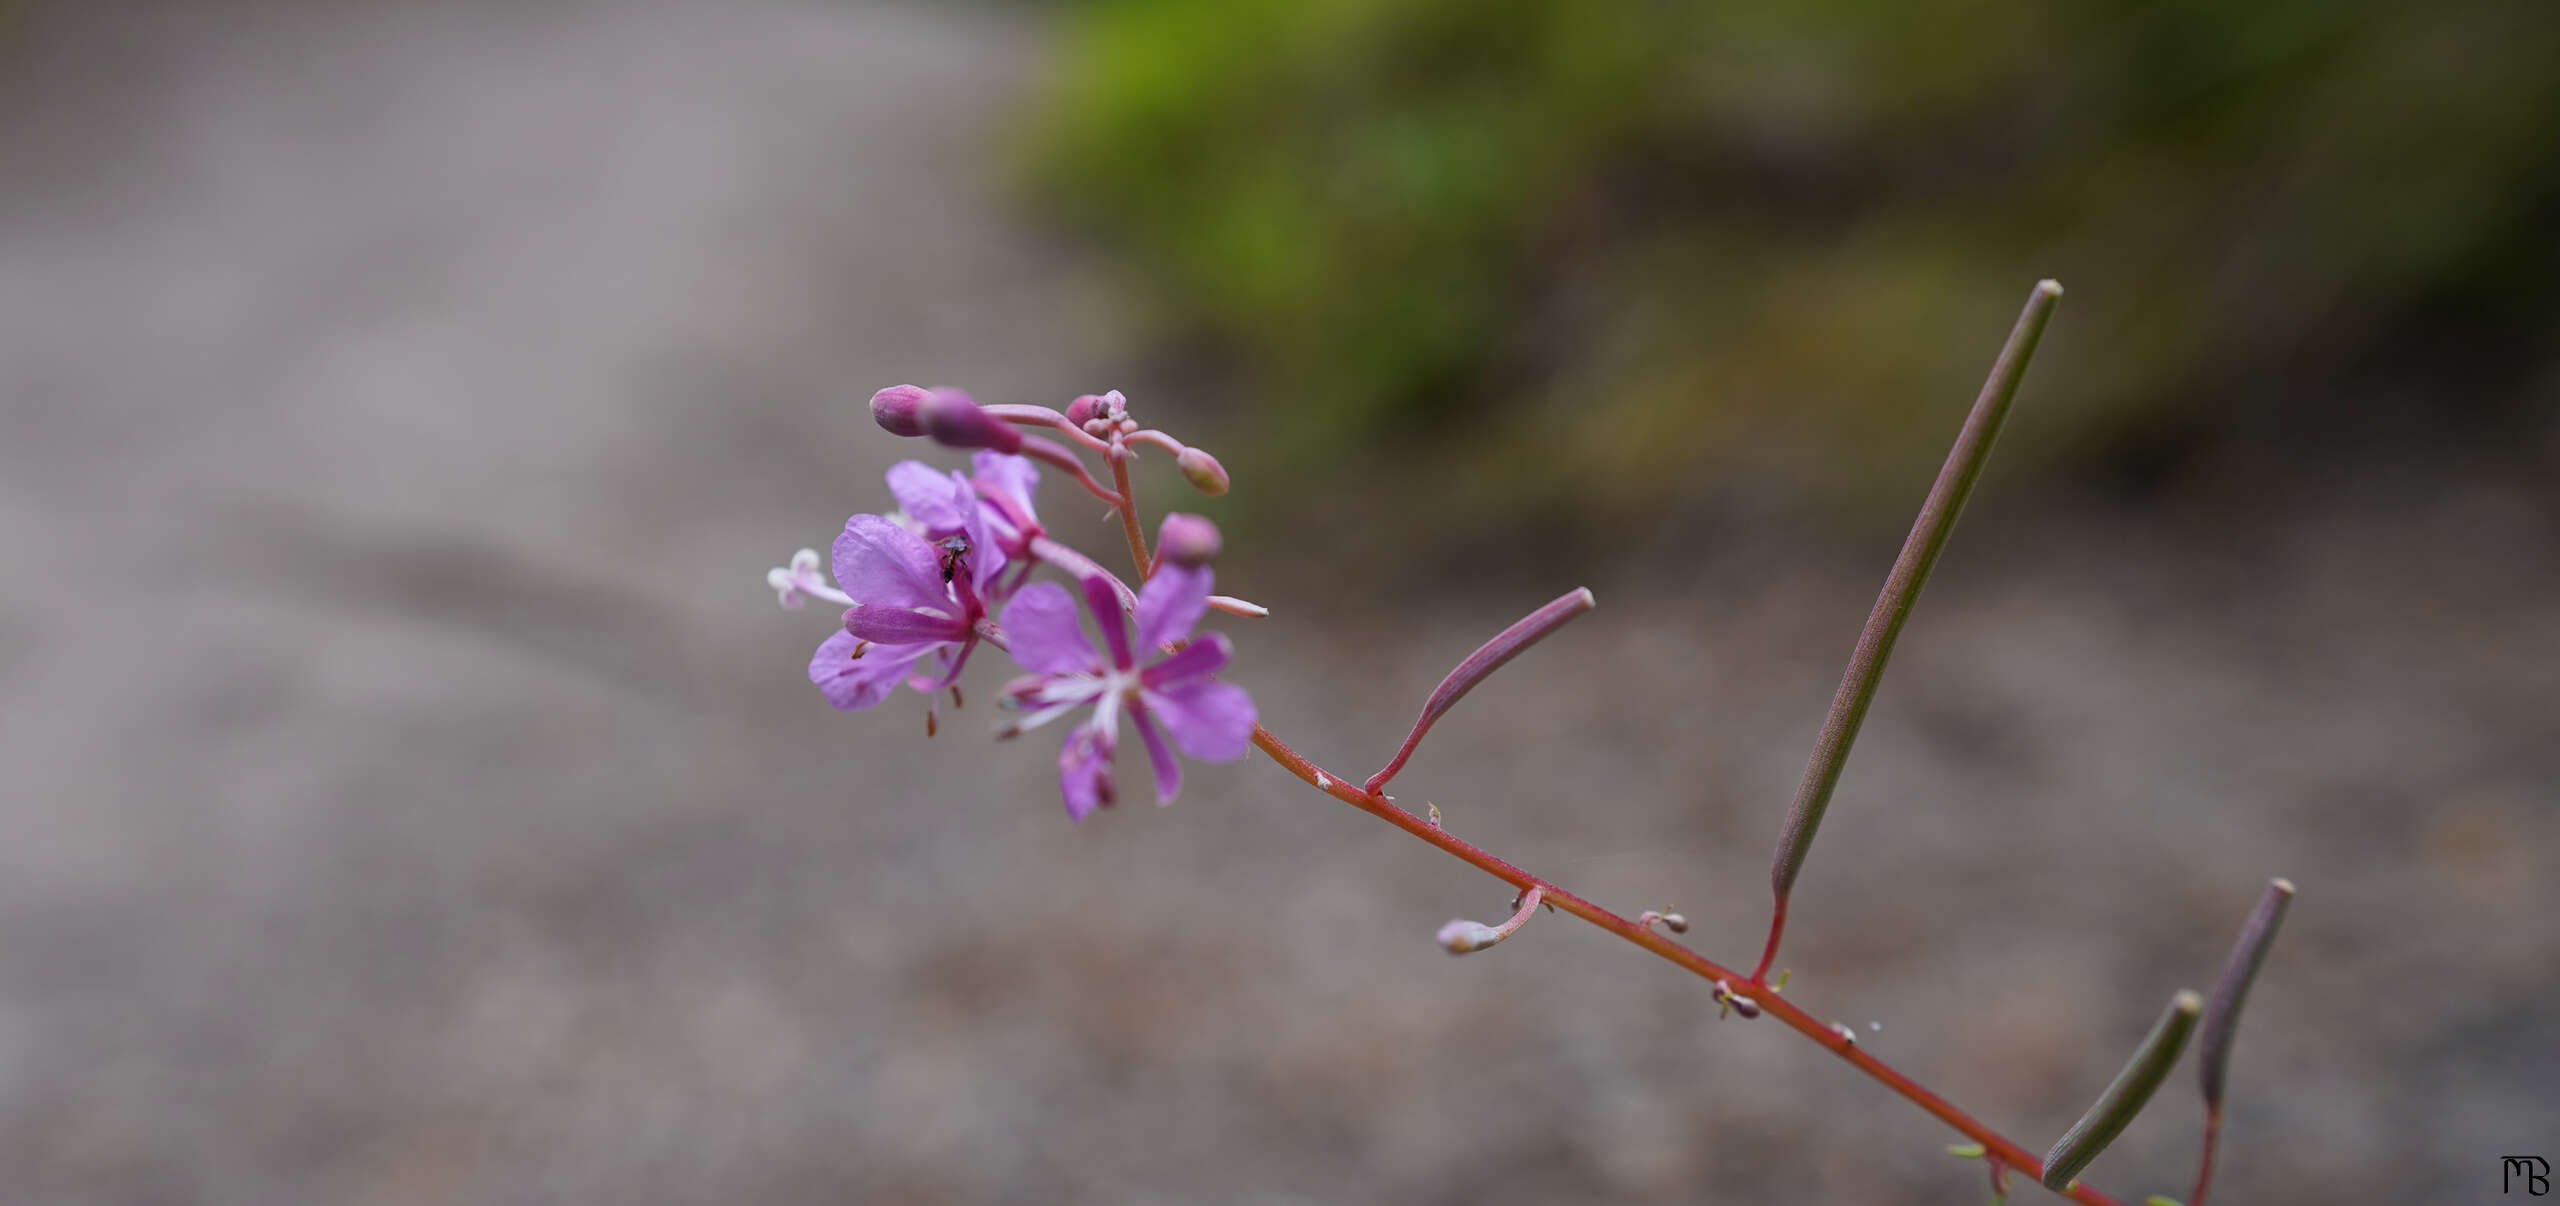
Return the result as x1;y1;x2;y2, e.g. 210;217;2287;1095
937;534;971;583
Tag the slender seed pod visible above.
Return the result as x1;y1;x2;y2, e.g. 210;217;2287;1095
2043;990;2203;1191
2200;878;2295;1107
1758;281;2061;980
2189;877;2296;1206
1366;588;1595;793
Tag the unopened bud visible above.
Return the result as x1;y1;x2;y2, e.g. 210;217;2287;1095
869;384;929;437
918;389;1022;453
1176;446;1229;495
1156;513;1221;568
1066;389;1129;433
1435;886;1544;955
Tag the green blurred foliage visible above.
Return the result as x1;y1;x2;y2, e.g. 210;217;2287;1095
1028;0;2560;551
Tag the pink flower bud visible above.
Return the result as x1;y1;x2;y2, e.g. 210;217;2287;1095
1065;390;1129;433
1156;513;1221;568
918;389;1022;453
1176;446;1229;495
869;384;929;437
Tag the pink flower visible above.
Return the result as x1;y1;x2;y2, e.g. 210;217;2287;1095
998;564;1256;818
884;451;1041;601
807;514;984;713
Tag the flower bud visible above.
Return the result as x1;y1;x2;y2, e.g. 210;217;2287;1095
918;389;1022;453
1434;886;1543;955
1066;389;1129;434
869;384;929;437
1176;446;1229;495
1156;513;1221;568
1436;920;1505;954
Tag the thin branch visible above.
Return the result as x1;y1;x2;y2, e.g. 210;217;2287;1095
1109;448;1152;578
1247;723;2127;1206
984;402;1114;452
1016;435;1123;505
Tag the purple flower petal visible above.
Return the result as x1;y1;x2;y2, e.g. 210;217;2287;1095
1144;676;1256;761
1000;582;1097;675
832;514;949;611
1081;575;1134;670
1140;632;1230;688
1134;563;1211;653
886;461;968;534
1057;726;1115;820
842;603;968;646
1129;706;1183;804
808;630;931;711
961;500;1011;598
970;451;1041;526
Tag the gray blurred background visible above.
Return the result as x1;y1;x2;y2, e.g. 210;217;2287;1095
2;2;2554;1203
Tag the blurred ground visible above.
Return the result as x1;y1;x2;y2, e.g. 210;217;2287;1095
2;3;2555;1205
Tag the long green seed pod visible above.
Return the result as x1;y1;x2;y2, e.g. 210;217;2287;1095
1767;281;2061;903
2043;989;2203;1191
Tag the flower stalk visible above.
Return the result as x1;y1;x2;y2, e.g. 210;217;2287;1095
1437;887;1546;954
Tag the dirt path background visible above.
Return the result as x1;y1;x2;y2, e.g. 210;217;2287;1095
3;3;2553;1203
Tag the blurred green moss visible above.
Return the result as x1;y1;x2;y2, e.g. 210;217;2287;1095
1027;0;2560;552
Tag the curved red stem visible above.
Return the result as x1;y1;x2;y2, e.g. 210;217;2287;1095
1247;723;2127;1206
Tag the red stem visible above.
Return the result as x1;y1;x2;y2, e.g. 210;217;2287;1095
2190;1104;2221;1206
1247;723;2127;1206
1109;449;1152;578
1750;895;1788;984
1056;386;2101;1201
1016;435;1123;505
986;403;1114;452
